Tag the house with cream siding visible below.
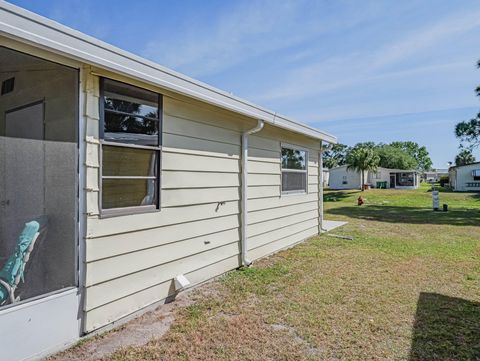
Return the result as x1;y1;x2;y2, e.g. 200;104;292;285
0;3;337;360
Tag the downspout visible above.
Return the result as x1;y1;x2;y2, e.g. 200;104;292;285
241;119;264;266
318;141;327;233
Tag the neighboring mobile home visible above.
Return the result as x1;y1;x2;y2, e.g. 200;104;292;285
328;166;419;190
448;162;480;191
328;165;362;190
0;3;336;360
423;169;448;183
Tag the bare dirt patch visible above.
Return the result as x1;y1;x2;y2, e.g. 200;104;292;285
49;291;194;361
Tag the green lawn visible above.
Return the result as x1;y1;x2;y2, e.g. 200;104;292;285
75;185;480;360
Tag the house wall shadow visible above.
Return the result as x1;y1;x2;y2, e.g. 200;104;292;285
410;292;480;360
326;205;480;226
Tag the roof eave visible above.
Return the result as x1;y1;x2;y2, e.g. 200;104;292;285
0;2;337;144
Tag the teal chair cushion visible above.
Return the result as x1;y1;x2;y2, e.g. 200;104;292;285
0;283;8;303
0;221;40;286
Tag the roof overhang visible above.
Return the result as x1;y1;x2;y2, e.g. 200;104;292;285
449;161;480;170
0;2;337;144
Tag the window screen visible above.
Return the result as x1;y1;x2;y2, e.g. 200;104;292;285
0;46;78;308
100;78;162;214
281;146;308;193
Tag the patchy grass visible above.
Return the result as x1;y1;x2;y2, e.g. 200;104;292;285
93;186;480;360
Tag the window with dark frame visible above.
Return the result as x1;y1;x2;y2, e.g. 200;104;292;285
473;169;480;181
100;78;162;214
281;145;308;193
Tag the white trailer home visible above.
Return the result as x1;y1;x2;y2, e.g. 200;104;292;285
423;169;448;183
448;162;480;191
327;165;362;190
328;166;419;190
0;3;336;360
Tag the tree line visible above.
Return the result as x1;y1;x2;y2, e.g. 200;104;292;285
323;141;433;171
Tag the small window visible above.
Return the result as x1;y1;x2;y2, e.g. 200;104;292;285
342;175;348;185
472;170;480;181
281;145;308;194
100;78;162;215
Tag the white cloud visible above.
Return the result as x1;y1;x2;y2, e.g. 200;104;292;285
370;9;480;70
142;0;302;76
255;8;480;103
141;0;374;77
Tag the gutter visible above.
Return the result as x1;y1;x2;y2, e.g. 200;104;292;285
0;2;337;144
318;140;327;233
240;120;264;266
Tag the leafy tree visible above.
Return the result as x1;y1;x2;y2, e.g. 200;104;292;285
281;148;306;169
377;145;417;169
389;141;432;171
346;143;380;191
104;99;158;135
455;60;480;149
354;141;377;149
455;115;480;149
455;149;476;166
323;143;349;169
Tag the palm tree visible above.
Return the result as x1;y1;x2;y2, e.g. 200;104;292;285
455;149;476;166
346;145;380;191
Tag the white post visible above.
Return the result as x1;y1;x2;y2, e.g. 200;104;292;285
318;141;324;234
432;189;439;211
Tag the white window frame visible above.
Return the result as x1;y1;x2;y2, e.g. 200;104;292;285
280;142;309;195
98;77;163;218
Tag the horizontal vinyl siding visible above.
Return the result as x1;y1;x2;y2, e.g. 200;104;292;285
162;171;240;189
249;200;318;225
248;209;318;238
249;191;318;212
162;150;239;172
246;129;320;262
83;74;322;332
249;226;318;261
248;185;279;199
84;254;240;331
86;200;240;239
85;242;240;310
162;187;240;207
86;216;240;262
84;90;245;332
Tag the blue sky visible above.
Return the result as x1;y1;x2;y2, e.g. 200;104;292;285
10;0;480;168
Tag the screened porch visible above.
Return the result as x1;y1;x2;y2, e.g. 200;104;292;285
0;46;78;309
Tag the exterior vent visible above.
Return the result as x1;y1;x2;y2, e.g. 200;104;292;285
174;274;190;291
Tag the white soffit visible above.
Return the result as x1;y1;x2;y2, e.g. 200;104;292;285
0;1;337;144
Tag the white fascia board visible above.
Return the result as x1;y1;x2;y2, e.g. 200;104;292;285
0;1;336;144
